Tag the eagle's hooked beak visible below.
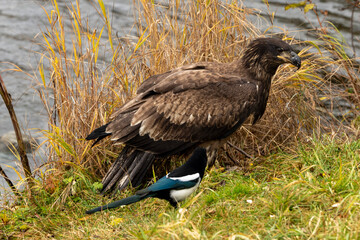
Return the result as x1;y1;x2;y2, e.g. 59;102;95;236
278;51;301;69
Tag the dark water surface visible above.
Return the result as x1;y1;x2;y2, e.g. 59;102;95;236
0;0;358;196
0;0;133;196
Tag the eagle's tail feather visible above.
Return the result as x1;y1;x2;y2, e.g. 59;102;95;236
86;123;110;140
101;146;155;194
101;146;133;192
129;152;155;187
86;123;111;146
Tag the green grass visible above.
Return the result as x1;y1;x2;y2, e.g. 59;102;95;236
1;137;359;239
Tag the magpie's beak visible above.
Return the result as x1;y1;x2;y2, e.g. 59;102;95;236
278;51;301;69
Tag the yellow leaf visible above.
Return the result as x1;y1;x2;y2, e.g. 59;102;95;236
4;164;22;180
110;217;124;226
19;224;30;232
98;0;106;17
285;1;306;11
94;27;105;64
79;216;91;221
304;3;315;13
0;213;9;224
133;26;150;53
39;61;46;88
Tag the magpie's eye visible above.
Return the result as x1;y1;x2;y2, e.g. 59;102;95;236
277;47;284;52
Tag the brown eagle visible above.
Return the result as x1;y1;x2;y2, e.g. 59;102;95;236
86;37;301;194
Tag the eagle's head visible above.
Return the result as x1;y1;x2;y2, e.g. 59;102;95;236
242;37;301;80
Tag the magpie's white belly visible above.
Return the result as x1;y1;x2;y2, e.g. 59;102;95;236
169;181;200;202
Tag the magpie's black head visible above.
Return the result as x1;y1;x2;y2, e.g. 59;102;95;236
188;148;207;179
168;147;207;179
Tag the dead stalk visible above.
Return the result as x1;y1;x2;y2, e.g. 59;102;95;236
0;74;34;195
0;165;20;197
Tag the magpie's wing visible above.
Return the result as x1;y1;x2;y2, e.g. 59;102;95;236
136;175;199;196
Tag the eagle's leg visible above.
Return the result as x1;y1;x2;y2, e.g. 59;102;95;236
206;148;218;168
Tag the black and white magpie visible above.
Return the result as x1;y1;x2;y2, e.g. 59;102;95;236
86;147;207;214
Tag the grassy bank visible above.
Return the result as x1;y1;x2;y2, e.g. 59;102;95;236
1;0;359;239
1;137;359;239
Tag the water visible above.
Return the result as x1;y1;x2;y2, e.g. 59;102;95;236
0;0;134;196
0;0;358;196
249;0;360;55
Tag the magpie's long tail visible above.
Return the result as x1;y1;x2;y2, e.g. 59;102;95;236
101;146;155;195
86;194;150;214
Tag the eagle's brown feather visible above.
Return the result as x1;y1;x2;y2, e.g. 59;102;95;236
109;65;259;145
86;37;301;193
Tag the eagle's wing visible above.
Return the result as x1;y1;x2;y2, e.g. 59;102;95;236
108;64;259;147
135;63;209;94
